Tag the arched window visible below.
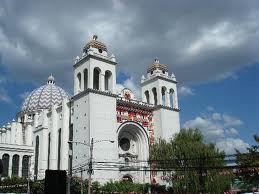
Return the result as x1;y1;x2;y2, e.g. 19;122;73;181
152;87;158;106
57;128;62;170
34;136;39;180
22;155;29;178
83;69;88;90
104;70;112;91
47;133;51;169
93;67;101;90
12;154;19;176
2;154;9;177
144;91;150;104
169;89;174;108
161;87;167;106
77;73;82;91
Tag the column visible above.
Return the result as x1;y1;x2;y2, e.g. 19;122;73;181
100;73;105;91
74;73;78;95
174;89;179;109
41;127;48;172
2;128;6;144
6;123;11;144
158;87;163;105
26;124;33;146
0;130;2;143
50;105;58;170
11;120;16;144
61;99;69;170
81;71;85;91
166;92;170;107
18;154;23;177
34;112;39;128
89;67;93;89
8;154;12;177
150;90;154;105
112;70;116;94
16;123;23;145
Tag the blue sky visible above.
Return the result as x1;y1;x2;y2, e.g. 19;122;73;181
0;0;258;154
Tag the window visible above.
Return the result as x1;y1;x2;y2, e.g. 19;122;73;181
119;138;130;151
57;128;62;170
161;87;167;106
47;133;51;169
22;155;29;178
169;89;174;108
2;154;9;177
34;136;39;180
77;73;82;92
144;91;150;104
83;69;88;90
12;155;19;176
152;87;158;106
104;70;112;91
93;67;101;90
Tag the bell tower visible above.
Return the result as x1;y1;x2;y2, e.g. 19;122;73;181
73;35;117;95
141;58;180;141
72;35;118;181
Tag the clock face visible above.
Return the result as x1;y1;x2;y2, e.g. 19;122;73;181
124;92;131;100
121;88;135;100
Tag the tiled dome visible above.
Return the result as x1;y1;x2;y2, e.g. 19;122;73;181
147;58;168;73
83;35;107;53
21;75;70;112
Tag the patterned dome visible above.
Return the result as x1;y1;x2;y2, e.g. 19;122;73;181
147;58;168;73
21;75;70;112
83;35;107;53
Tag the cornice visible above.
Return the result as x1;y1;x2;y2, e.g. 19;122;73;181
73;54;117;68
72;88;117;101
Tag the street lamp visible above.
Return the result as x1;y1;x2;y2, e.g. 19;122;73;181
68;138;114;194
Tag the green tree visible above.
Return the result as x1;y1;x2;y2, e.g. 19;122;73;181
236;134;259;190
150;128;232;194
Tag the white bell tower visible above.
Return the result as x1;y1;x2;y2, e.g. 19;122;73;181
73;35;117;95
72;35;118;182
141;58;180;141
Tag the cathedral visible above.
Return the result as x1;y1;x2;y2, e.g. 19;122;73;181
0;35;180;184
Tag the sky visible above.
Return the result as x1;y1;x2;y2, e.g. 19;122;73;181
0;0;258;154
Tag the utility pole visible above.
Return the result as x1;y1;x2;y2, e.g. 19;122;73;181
88;138;94;194
67;138;113;194
81;167;83;194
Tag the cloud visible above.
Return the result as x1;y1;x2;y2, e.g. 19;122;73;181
19;91;30;100
116;77;141;98
212;113;222;120
0;0;258;90
223;114;243;126
225;128;239;136
183;116;224;141
216;138;249;154
183;108;250;154
178;86;194;96
0;88;11;103
207;106;215;112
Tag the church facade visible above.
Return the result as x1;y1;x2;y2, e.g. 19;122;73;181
0;35;180;183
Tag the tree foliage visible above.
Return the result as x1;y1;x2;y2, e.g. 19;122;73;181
236;134;259;189
149;128;232;194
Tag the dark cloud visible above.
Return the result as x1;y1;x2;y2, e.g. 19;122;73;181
0;0;258;92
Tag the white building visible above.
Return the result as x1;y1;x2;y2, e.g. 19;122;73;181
0;35;180;183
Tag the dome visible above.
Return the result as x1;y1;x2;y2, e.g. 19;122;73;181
21;75;70;112
83;35;107;53
147;58;168;73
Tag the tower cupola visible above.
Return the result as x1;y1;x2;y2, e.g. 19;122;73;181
83;35;108;56
147;57;168;74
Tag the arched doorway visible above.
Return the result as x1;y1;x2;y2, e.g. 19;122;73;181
117;122;149;160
